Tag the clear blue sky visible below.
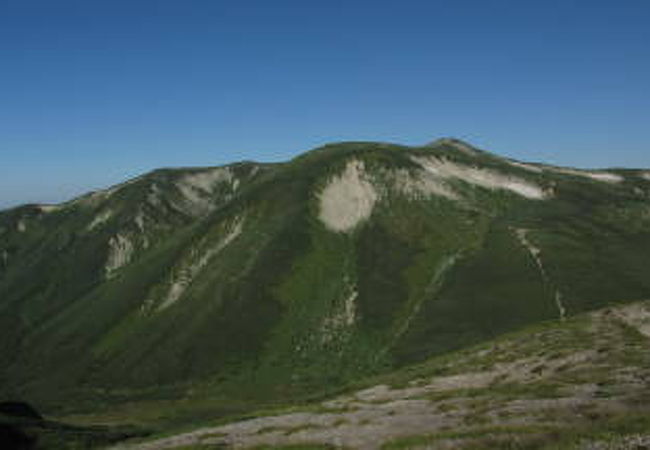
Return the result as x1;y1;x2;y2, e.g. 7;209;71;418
1;0;649;208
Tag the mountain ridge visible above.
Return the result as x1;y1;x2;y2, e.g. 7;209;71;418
3;137;644;214
1;138;650;436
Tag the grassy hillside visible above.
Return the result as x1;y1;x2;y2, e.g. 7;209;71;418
109;299;650;450
1;139;649;437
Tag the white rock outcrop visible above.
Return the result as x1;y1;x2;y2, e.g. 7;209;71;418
157;216;245;311
87;210;113;231
105;234;134;278
318;160;378;233
549;166;623;183
413;156;549;200
175;168;236;215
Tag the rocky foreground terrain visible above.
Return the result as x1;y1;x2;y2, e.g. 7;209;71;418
112;300;650;449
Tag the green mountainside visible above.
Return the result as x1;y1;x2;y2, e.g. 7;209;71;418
112;299;650;450
1;139;650;433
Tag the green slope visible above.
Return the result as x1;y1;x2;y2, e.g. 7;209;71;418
1;139;649;429
110;299;650;450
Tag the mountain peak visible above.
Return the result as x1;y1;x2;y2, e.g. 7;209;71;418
2;137;650;437
425;137;479;154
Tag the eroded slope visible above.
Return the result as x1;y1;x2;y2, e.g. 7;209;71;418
1;139;649;429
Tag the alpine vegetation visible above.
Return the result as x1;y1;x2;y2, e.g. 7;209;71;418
1;139;650;448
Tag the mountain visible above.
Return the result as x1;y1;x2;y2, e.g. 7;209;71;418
1;138;650;434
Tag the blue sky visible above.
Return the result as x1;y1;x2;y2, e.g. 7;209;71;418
1;0;649;208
